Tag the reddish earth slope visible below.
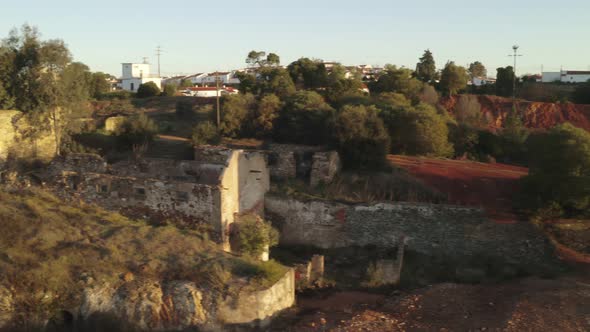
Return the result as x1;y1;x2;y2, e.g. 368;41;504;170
440;95;590;131
388;155;528;223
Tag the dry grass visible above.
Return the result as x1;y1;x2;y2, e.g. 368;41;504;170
0;187;287;320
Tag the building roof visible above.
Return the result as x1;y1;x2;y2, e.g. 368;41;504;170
564;71;590;75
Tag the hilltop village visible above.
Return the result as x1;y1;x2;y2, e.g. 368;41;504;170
0;25;589;331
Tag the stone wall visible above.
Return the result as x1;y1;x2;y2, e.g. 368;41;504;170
310;151;341;186
217;269;295;326
0;110;56;166
265;196;555;266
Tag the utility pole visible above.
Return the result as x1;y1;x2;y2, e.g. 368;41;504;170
215;71;221;127
155;46;163;77
508;45;522;105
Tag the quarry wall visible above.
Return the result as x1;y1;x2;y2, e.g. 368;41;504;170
265;196;555;265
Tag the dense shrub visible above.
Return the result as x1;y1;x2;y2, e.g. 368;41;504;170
274;91;335;145
250;94;281;138
96;90;135;100
192;121;220;146
333;105;390;170
572;80;590;104
136;82;161;98
519;123;590;218
220;93;256;137
381;103;454;157
235;215;279;258
454;95;485;127
116;113;158;149
161;83;177;97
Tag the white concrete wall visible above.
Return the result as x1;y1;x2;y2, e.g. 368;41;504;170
542;72;561;83
121;77;162;92
562;74;590;83
122;63;151;79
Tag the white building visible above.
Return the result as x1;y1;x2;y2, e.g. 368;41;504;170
542;70;590;83
121;63;162;92
470;77;496;86
181;86;239;97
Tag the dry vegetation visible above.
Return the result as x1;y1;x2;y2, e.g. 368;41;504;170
0;187;286;319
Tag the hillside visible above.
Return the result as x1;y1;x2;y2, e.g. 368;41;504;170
0;187;286;329
440;95;590;131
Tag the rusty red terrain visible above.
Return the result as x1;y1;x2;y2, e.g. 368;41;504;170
388;155;529;223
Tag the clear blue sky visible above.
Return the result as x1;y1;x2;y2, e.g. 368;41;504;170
1;0;588;78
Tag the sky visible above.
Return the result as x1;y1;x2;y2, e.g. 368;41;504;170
0;0;588;78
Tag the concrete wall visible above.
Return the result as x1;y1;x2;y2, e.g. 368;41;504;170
0;110;56;165
238;151;270;214
265;196;555;265
217;269;295;326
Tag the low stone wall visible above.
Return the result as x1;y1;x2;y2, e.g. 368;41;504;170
217;269;295;326
310;151;341;186
265;196;555;265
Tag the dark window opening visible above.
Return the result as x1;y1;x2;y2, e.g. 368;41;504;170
135;187;146;199
176;191;189;202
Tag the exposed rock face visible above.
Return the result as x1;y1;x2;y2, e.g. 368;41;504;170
0;286;14;328
439;95;590;131
80;280;208;330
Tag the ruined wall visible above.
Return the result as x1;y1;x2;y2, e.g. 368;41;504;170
238;151;270;215
0;110;56;165
265;196;555;265
219;151;240;251
110;158;223;185
217;269;295;326
55;172;220;228
310;151;341;186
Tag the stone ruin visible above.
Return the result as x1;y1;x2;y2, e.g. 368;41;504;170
44;147;270;253
266;143;341;186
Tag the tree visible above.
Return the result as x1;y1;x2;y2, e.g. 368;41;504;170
287;58;328;89
162;83;177;96
572;79;590;104
116;113;158;149
415;49;437;83
192;121;220;146
439;61;468;96
235;71;257;95
274;91;335;145
495;66;515;97
250;94;281;138
257;67;296;98
266;53;280;66
333;105;390;170
136;82;161;98
468;61;487;79
179;78;193;88
246;50;280;68
88;72;111;98
368;65;424;102
520;123;590;218
380;103;454;157
235;214;279;258
418;84;439;105
220;93;256;137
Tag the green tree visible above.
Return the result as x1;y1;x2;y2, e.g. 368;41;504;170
88;72;112;98
520;123;590;217
246;50;280;68
572;79;590;104
117;113;158;149
415;49;437;83
220;93;256;137
179;78;193;88
274;91;335;145
251;94;281;138
495;66;515;97
235;71;258;95
368;65;424;102
333;105;390;170
287;58;328;89
235;214;279;258
468;61;487;79
192;121;220;146
136;82;161;98
439;61;468;96
162;83;177;96
257;67;296;98
381;103;454;157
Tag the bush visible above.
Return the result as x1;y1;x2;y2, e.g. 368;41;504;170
192;121;220;146
333;105;390;170
116;113;158;149
519;123;590;218
136;82;161;98
235;215;279;258
274;91;335;145
381;103;454;157
175;99;195;118
96;90;135;100
250;94;281;138
161;83;177;97
220;93;256;137
454;95;485;127
572;80;590;104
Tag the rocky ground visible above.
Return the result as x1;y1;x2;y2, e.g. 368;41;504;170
272;274;590;332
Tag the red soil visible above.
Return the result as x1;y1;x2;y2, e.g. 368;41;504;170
440;95;590;131
388;155;528;223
